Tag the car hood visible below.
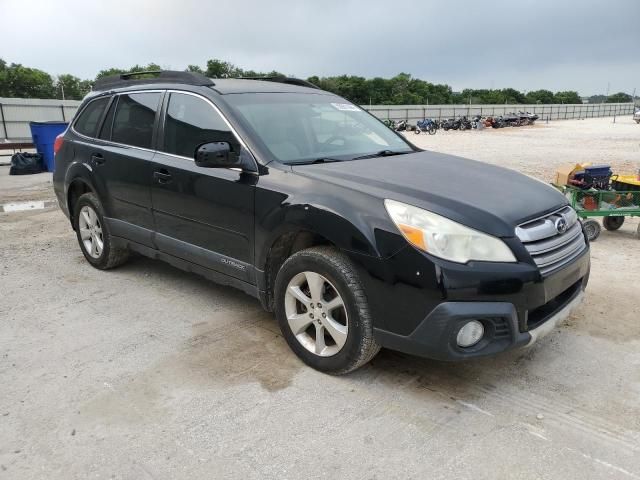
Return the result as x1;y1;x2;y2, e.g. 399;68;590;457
291;150;568;237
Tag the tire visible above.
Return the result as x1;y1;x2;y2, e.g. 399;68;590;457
74;192;129;269
582;219;601;241
274;246;380;375
428;126;436;135
602;216;625;231
415;128;421;135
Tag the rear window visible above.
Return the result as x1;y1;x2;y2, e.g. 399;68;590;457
111;93;161;149
74;97;110;137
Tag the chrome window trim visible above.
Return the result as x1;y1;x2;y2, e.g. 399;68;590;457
70;88;258;172
159;90;257;168
70;89;165;153
71;95;112;138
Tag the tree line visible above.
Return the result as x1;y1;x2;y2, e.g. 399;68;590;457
0;57;634;105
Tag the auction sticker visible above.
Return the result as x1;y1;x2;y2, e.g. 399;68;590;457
331;103;361;112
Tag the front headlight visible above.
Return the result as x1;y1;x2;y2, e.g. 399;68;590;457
384;199;516;263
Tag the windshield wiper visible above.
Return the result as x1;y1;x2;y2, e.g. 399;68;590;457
287;157;343;166
351;150;412;160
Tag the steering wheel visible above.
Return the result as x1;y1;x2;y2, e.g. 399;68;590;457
322;135;347;146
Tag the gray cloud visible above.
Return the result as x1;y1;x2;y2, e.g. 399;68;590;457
2;0;639;95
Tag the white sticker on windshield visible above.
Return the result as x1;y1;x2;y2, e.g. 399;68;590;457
331;103;361;112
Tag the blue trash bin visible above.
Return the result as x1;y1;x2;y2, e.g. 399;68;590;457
29;121;68;172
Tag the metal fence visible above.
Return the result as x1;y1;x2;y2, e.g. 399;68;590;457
0;97;81;141
363;102;637;123
0;97;637;141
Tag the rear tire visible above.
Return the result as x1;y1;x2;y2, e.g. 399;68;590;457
582;219;601;241
274;246;380;375
603;216;624;231
74;192;129;269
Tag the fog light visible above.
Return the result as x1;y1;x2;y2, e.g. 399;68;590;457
456;320;484;348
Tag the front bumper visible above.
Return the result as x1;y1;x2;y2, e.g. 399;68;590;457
373;278;585;361
353;240;590;361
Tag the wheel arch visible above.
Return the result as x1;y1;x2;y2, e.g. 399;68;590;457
259;226;336;311
66;174;97;229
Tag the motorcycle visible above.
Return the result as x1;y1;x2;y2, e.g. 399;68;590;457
518;111;539;125
490;116;506;128
415;118;438;135
458;116;473;130
383;119;397;130
395;120;409;132
441;118;460;131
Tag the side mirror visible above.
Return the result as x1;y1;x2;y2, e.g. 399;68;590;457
195;142;240;168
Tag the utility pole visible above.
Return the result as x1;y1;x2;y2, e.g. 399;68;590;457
60;84;65;101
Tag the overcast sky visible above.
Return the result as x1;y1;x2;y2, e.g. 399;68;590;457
2;0;639;95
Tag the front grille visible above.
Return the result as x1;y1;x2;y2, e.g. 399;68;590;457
516;206;587;276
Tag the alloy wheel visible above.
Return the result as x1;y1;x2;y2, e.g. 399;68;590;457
78;205;104;258
284;271;348;357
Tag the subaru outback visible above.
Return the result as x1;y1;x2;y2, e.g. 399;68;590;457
53;71;590;374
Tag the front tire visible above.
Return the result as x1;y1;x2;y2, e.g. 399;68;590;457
274;246;380;375
74;192;129;269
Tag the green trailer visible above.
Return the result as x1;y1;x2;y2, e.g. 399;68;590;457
552;184;640;241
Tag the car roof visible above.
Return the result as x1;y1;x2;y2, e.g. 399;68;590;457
209;78;329;95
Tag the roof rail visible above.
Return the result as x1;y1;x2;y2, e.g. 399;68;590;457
93;70;214;91
236;76;320;90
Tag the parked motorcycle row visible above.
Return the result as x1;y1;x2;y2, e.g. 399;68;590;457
383;111;539;134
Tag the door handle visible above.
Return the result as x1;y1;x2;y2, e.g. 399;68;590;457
91;153;105;165
153;169;172;184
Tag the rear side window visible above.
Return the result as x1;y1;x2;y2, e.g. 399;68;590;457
74;97;110;137
111;93;161;149
162;93;234;158
98;97;118;140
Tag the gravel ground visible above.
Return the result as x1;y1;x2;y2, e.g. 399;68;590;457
1;117;639;480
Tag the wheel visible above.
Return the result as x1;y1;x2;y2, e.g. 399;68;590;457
428;126;436;135
414;128;421;135
582;219;601;241
602;216;625;231
74;192;129;269
274;246;380;375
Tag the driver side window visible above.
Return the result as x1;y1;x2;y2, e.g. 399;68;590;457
162;93;236;158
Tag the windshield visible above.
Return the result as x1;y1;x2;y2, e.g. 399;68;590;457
225;93;413;164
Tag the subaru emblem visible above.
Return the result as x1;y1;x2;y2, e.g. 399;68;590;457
555;217;568;234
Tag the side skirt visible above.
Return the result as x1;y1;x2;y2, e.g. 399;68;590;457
111;236;261;300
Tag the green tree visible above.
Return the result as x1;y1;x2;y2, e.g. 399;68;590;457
1;63;56;98
55;74;92;100
186;64;204;74
525;89;555;104
95;63;162;80
205;59;243;78
553;91;582;104
606;92;632;103
588;94;608;103
0;58;8;96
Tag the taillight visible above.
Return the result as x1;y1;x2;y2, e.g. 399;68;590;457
53;134;64;155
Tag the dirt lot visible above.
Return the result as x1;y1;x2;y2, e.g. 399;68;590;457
1;117;639;480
